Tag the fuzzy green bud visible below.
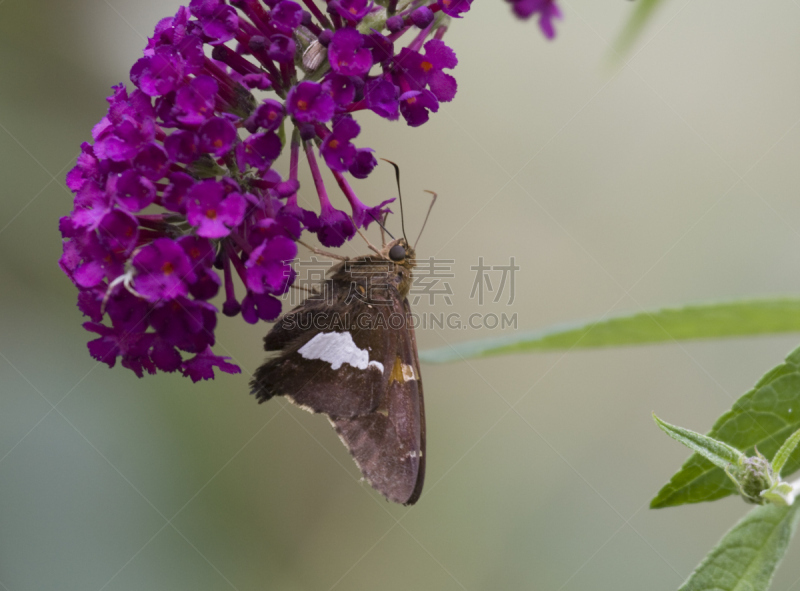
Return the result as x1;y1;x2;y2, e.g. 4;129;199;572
728;451;778;505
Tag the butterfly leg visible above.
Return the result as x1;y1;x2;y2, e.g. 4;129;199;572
297;240;349;261
355;228;382;256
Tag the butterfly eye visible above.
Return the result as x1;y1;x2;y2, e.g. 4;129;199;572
389;244;406;262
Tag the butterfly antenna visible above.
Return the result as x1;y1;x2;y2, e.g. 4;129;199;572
368;211;395;241
414;190;437;250
381;159;408;244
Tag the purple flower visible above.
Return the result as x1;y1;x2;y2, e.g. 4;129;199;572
181;347;241;382
316;200;356;247
268;35;296;63
354;197;393;229
149;297;216;351
320;116;360;171
399;89;439;127
85;322;156;376
179;235;215;268
324;73;359;106
365;31;394;64
328;28;373;77
363;78;399;119
115;170;157;212
508;0;562;38
330;0;373;24
133;143;169;180
151;338;183;372
271;0;303;34
174;76;218;125
162;172;196;214
66;142;101;192
198;116;237;157
421;40;459;102
189;267;222;300
98;210;139;257
349;148;377;179
245;99;285;133
179;236;220;300
286;81;335;123
130;46;184;97
132;238;196;301
240;72;272;90
105;289;150;334
186;180;247;238
396;39;458;103
164;129;200;164
244;236;297;294
241;291;283;323
93;86;156;162
69;232;126;288
438;0;472;17
237;132;282;172
62;0;485;381
333;171;393;228
189;0;239;44
69;179;113;229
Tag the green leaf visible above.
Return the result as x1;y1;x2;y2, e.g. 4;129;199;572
612;0;667;58
678;503;800;591
771;427;800;477
651;345;800;508
653;414;744;469
419;299;800;363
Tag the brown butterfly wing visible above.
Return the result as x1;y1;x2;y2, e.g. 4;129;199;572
329;298;425;505
250;296;394;418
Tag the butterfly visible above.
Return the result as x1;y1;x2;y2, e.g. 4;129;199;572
250;170;435;505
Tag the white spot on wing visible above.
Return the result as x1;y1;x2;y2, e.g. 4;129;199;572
401;363;416;381
298;332;384;372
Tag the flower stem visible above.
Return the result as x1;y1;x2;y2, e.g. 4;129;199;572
304;140;333;209
301;0;333;30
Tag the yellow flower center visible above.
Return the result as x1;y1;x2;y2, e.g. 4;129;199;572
297;99;308;110
162;261;174;275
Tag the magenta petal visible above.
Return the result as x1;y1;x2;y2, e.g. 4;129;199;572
74;261;107;288
181;347;241;382
328;28;373;77
428;71;457;102
198;116;237;157
423;39;458;69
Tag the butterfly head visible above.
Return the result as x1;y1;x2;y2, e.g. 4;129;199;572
380;238;416;297
383;238;415;268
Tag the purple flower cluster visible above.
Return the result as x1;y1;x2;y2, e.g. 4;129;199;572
60;0;559;381
58;0;469;381
507;0;561;38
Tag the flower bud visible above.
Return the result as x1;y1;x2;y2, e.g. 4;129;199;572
730;452;777;504
411;6;434;28
386;15;405;33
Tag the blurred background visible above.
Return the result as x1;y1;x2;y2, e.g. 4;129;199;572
3;0;800;589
